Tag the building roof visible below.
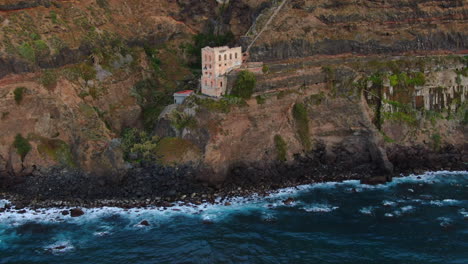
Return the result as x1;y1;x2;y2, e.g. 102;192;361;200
174;90;194;96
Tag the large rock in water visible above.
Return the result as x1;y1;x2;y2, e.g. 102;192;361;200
70;208;85;217
140;220;150;226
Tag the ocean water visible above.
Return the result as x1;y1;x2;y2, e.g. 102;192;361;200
0;171;467;264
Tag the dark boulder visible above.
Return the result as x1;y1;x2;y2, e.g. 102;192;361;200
70;208;85;217
140;220;150;226
283;197;295;205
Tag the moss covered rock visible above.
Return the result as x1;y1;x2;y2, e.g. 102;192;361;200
155;137;201;165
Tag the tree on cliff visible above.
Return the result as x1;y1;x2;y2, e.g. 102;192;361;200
232;71;256;99
13;134;31;162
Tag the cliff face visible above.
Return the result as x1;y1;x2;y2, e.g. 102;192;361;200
0;0;467;186
156;55;467;182
248;0;467;60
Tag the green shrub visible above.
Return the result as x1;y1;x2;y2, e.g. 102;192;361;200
410;72;426;86
121;128;160;162
13;134;31;161
89;86;98;99
389;74;398;87
50;36;67;53
232;70;256;99
256;95;266;104
131;79;172;130
49;11;58;23
456;67;468;77
390;72;425;87
455;74;462;85
262;64;270;74
79;63;97;82
194;97;231;113
382;111;418;126
274;135;287;161
186;32;234;68
170;110;197;133
30;33;40;40
40;70;58;88
276;90;296;99
37;138;75;167
144;46;162;73
380;131;395;143
431;133;442;151
307;92;325;105
33;40;49;55
382;99;418;126
369;73;383;86
18;42;35;62
292;103;311;150
13;87;26;105
96;0;109;8
63;63;96;82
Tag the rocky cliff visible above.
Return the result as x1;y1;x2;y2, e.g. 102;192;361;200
0;0;467;200
248;0;468;60
156;55;467;182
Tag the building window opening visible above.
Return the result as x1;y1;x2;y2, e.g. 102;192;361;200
219;55;221;61
224;54;227;60
230;54;232;60
235;53;238;59
220;81;223;87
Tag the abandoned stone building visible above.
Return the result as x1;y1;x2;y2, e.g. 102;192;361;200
201;46;243;97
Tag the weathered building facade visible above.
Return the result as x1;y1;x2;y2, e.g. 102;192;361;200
201;46;243;97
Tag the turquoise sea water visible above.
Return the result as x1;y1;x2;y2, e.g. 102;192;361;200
0;171;467;264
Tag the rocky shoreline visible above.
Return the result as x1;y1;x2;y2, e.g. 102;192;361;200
0;144;466;212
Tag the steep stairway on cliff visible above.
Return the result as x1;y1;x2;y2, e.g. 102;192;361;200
245;0;289;53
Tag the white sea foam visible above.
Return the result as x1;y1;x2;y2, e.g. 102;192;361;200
302;204;338;213
458;209;468;218
429;199;463;207
382;200;397;207
359;206;375;215
0;171;466;226
44;241;75;255
93;231;111;237
0;199;9;208
437;217;454;228
400;205;414;212
392;205;415;217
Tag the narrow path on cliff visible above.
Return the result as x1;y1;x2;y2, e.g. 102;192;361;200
245;0;290;53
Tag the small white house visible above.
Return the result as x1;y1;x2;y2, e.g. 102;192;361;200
173;90;194;104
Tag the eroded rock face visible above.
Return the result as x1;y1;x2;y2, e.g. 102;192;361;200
0;71;136;177
249;0;467;61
